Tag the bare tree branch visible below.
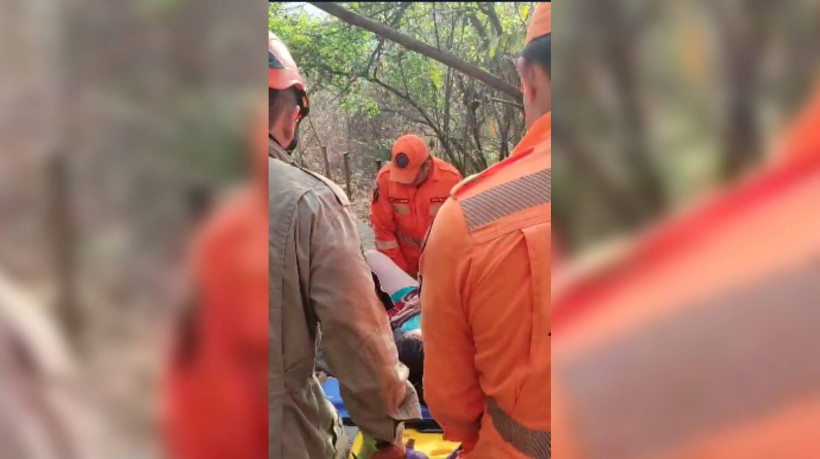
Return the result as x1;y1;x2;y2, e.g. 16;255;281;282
480;2;504;36
329;4;410;105
380;107;428;126
370;75;473;172
309;2;522;101
490;97;523;109
592;0;666;214
467;12;488;42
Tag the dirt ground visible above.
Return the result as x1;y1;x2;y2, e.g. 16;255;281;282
350;194;375;250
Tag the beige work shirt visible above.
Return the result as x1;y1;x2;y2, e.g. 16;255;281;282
269;139;420;459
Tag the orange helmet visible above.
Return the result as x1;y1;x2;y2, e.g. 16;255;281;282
269;32;305;91
526;2;551;44
269;31;309;120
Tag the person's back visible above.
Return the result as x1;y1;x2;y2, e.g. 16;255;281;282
552;81;820;459
270;139;420;458
269;148;347;458
267;30;420;458
420;125;551;458
419;4;551;457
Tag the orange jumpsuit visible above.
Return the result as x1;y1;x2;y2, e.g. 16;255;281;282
164;185;268;459
777;78;820;163
164;112;269;459
420;113;551;458
552;86;820;458
371;157;462;278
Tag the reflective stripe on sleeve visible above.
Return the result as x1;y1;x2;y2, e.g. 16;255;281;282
397;232;423;247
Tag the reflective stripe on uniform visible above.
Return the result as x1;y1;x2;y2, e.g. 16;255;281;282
375;239;400;250
487;398;551;459
428;203;444;217
461;169;551;231
391;203;410;215
397;232;423;247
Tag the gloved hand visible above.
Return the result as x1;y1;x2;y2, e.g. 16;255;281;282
445;445;463;459
404;439;429;459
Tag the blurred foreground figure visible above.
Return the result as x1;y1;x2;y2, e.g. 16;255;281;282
420;3;551;458
370;135;462;278
553;80;820;458
267;32;420;459
163;110;268;458
0;273;96;459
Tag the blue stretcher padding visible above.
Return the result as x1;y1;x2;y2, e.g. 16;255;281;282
322;377;433;421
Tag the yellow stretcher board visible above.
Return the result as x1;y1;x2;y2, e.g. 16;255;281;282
350;428;460;459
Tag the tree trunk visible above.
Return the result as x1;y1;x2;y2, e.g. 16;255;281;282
49;153;82;353
594;0;666;215
714;0;772;179
552;116;645;228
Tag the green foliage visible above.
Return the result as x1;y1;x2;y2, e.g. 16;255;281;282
519;4;530;23
270;2;533;175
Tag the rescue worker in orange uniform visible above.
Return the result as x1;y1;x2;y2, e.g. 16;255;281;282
371;135;462;278
419;3;551;458
551;82;820;457
267;32;420;459
776;78;820;164
164;110;269;459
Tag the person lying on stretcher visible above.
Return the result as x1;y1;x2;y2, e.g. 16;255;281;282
365;250;425;405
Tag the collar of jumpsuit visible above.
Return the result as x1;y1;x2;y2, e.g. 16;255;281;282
514;112;551;158
269;136;290;162
427;157;443;183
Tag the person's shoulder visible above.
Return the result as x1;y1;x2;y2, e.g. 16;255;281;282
376;164;393;184
298;167;351;207
422;195;469;254
433;157;461;180
452;151;547;201
195;185;252;245
449;173;483;199
439;153;550;241
377;163;392;176
269;157;350;207
448;159;507;200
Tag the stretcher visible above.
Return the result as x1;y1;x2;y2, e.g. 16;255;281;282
322;378;460;458
351;429;460;459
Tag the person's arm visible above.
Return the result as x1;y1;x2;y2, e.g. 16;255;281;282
298;187;420;447
419;199;485;450
371;175;410;272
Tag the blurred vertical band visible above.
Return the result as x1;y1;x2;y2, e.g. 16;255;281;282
0;0;266;457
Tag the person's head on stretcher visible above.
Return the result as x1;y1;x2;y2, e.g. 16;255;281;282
365;249;426;404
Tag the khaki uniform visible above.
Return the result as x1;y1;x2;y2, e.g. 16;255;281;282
269;140;420;459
